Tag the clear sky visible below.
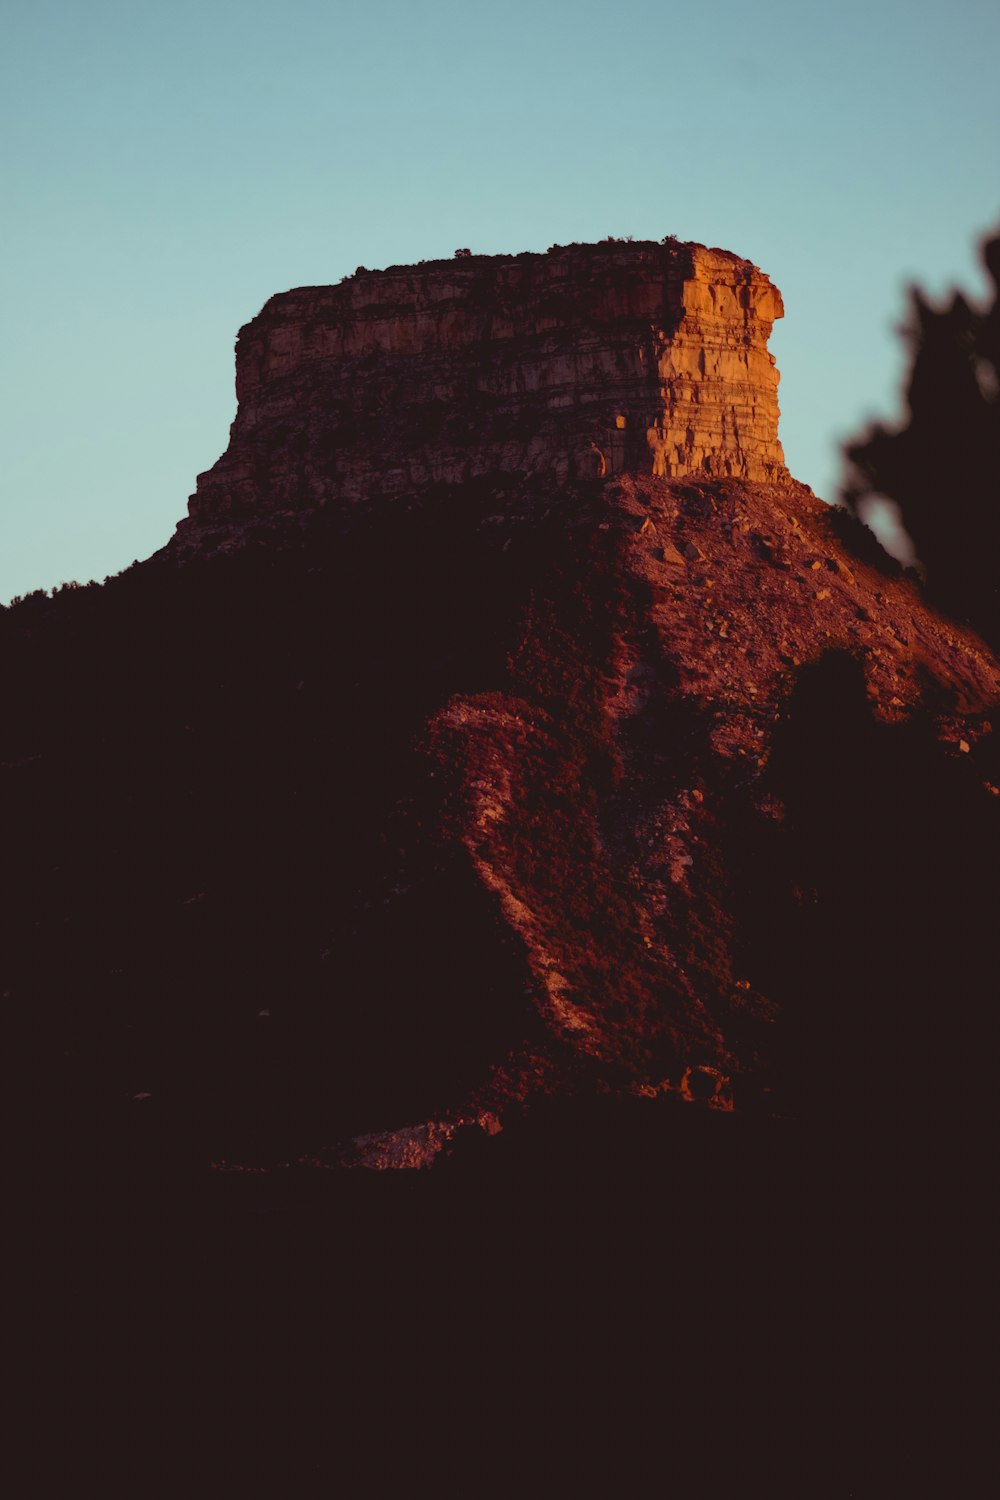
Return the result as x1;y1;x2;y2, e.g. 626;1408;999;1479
1;0;997;601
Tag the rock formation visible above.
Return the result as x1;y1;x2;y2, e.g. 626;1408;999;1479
8;237;997;1488
155;240;995;1167
187;240;786;527
5;235;998;1174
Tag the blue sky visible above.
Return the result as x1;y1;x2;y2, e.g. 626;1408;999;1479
1;0;997;600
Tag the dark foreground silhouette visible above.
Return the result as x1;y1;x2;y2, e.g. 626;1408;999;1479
844;225;1000;648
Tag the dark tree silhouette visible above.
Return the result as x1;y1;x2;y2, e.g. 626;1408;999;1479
843;224;1000;645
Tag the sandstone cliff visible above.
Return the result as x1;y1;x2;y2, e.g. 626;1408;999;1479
187;240;786;526
8;238;997;1487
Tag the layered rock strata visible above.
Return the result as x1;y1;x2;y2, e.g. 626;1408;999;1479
189;240;787;521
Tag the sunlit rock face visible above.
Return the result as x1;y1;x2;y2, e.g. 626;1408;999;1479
189;240;786;521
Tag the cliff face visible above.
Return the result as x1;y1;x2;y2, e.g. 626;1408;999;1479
188;240;786;523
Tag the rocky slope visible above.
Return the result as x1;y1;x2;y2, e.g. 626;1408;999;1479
6;477;998;1177
300;469;1000;1168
